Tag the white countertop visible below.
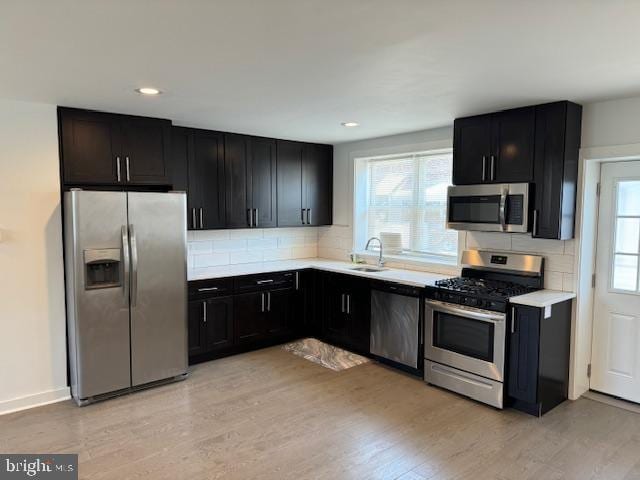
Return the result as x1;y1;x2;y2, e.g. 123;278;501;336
188;258;450;287
509;289;576;308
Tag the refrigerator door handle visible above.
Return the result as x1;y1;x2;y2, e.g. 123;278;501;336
121;225;130;301
129;224;139;307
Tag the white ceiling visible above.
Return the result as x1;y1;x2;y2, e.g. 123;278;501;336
2;0;640;144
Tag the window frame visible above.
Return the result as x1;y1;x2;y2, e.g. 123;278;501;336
353;146;460;270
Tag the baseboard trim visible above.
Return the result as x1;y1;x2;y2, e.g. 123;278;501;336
0;387;71;416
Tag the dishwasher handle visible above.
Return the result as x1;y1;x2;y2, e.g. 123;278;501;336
371;283;421;297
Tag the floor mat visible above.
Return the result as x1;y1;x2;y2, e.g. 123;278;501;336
282;338;371;371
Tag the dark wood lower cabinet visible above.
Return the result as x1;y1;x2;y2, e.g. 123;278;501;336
188;296;234;358
507;300;572;416
319;272;371;355
235;291;268;345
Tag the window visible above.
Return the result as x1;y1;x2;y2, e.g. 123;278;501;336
354;149;457;264
612;180;640;292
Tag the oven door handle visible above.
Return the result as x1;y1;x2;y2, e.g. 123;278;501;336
499;186;508;231
425;299;505;323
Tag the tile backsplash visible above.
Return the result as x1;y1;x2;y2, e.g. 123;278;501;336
188;227;319;270
317;226;575;292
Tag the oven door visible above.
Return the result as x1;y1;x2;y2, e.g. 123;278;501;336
425;300;506;382
446;183;528;233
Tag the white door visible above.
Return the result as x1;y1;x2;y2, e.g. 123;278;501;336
592;161;640;403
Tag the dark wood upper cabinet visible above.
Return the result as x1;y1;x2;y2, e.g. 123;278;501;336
277;140;333;227
59;107;170;187
453;106;535;185
303;143;333;226
224;133;250;227
452;115;492;185
491;107;535;183
249;137;277;228
121;116;171;184
191;130;225;229
276;140;304;226
59;108;122;185
532;101;582;240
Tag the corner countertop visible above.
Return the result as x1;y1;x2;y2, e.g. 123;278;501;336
188;258;451;288
509;289;576;308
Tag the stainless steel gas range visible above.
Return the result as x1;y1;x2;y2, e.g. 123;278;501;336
424;250;544;408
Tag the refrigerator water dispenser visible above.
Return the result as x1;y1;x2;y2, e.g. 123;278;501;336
84;248;121;289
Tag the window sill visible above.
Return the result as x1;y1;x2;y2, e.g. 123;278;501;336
352;251;460;276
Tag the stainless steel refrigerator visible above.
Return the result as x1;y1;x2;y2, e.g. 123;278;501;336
64;190;188;405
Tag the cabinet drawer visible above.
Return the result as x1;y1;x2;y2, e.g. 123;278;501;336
234;271;296;293
188;278;234;299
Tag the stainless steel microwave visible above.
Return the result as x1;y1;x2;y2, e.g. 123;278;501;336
446;183;529;233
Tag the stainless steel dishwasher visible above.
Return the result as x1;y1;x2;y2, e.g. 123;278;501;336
370;282;423;373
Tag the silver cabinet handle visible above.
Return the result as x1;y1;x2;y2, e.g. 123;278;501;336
116;156;122;182
191;208;197;229
247;208;253;227
121;225;130;300
198;287;219;292
203;301;207;323
295;271;299;290
301;209;305;225
267;291;271;312
199;208;204;229
256;279;274;285
490;155;496;181
129;224;138;307
481;155;486;182
532;209;538;236
125;156;131;182
261;292;265;312
254;208;258;227
307;209;312;225
511;306;516;333
341;293;345;313
346;294;351;314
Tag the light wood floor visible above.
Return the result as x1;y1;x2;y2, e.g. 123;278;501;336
2;346;640;480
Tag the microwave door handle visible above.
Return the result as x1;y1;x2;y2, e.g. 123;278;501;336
499;187;508;231
426;299;505;323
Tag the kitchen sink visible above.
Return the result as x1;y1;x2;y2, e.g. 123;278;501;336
350;266;388;272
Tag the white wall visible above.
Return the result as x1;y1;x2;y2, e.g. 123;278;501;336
0;99;69;414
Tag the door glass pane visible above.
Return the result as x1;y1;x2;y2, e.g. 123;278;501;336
615;218;640;254
617;181;640;216
612;254;638;291
433;312;494;362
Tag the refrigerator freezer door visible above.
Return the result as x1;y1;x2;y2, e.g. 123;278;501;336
64;190;131;400
127;192;188;386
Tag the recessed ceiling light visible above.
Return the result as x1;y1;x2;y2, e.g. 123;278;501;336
341;121;359;127
135;87;162;96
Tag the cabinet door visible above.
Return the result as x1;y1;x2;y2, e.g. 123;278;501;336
533;101;581;240
347;278;371;354
169;127;191;227
508;305;540;404
188;300;207;357
121;117;171;185
303;143;333;226
266;288;295;337
491;107;535;183
59;108;122;185
249;137;277;228
452;115;492;185
321;275;350;345
277;140;304;227
224;133;251;227
192;130;225;229
203;296;234;352
234;291;267;344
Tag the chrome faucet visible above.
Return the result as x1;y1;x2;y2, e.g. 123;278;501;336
365;237;385;267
